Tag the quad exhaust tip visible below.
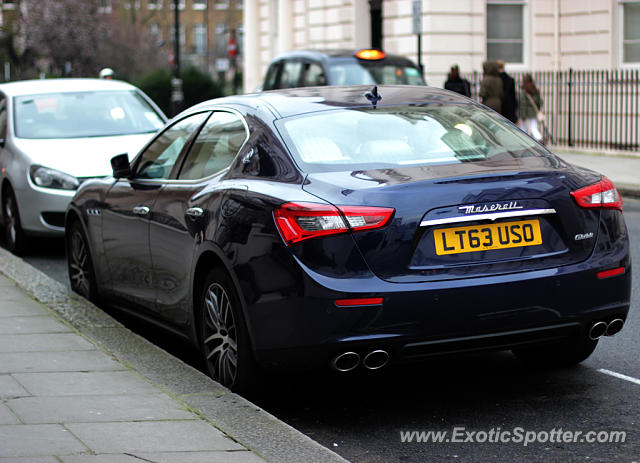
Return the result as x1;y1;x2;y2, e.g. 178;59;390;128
588;321;608;340
606;318;624;336
331;351;360;372
363;350;390;370
589;319;625;340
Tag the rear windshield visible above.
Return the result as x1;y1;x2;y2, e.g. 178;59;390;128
14;90;165;139
278;105;547;173
328;60;425;86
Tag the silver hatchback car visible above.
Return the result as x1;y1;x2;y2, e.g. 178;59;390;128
0;78;166;254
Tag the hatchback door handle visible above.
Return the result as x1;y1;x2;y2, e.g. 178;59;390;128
132;206;150;216
186;207;204;218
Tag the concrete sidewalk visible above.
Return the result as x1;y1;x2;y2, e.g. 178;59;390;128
551;148;640;199
0;248;349;463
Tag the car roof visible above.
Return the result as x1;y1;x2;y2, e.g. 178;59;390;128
0;78;139;97
192;85;474;119
270;49;419;65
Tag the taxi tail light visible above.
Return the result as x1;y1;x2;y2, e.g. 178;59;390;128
570;176;622;211
274;202;394;245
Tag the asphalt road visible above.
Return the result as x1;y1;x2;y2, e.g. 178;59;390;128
5;198;639;463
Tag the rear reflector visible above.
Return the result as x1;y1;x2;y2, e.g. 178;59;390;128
274;202;394;245
355;49;386;60
335;297;383;307
597;267;625;279
571;176;623;211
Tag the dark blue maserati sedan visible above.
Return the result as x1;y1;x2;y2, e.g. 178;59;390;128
66;85;631;392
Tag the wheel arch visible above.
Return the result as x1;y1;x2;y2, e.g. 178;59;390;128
191;245;253;349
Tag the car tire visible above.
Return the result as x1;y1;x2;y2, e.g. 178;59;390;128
66;221;98;302
512;337;598;367
2;186;27;255
198;267;258;393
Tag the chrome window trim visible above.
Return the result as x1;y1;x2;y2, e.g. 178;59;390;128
420;208;557;227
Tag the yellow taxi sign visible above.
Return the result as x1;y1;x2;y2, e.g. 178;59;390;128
355;49;386;60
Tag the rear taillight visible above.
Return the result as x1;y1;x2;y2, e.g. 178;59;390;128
274;201;394;245
570;176;622;211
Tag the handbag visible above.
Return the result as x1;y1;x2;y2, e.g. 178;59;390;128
525;92;545;122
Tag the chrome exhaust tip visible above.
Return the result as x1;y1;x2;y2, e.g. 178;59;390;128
605;318;624;336
588;321;608;340
331;352;360;372
362;350;389;370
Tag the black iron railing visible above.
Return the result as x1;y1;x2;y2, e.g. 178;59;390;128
465;68;640;152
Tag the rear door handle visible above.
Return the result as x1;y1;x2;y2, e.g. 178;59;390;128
186;207;204;218
132;206;150;216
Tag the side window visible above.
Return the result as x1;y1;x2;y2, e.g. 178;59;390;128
279;61;303;88
134;112;208;179
263;63;281;90
301;62;326;86
0;95;6;141
178;111;247;180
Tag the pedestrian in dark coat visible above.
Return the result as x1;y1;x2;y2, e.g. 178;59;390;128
444;65;471;97
479;60;503;114
497;60;518;123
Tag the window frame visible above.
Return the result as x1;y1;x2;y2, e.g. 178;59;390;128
130;111;211;181
486;0;530;72
618;0;640;68
175;108;250;182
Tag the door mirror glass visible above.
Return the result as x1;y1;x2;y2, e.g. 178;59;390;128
111;153;131;178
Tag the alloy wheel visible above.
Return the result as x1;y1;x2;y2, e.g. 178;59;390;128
202;282;238;387
69;229;90;297
4;194;17;245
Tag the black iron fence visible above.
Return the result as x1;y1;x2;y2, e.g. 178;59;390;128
465;68;640;152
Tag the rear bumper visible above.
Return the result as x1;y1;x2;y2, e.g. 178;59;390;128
247;256;631;369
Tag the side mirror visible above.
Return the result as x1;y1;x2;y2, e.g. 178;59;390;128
111;153;131;178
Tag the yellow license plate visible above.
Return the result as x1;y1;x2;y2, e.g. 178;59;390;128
433;219;542;255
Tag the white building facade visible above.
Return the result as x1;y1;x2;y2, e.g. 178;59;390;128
243;0;640;92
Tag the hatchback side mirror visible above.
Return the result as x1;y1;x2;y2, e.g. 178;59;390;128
111;153;131;178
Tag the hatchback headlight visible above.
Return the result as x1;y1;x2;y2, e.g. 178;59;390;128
29;165;79;190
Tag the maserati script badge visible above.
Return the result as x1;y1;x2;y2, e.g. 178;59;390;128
458;201;523;215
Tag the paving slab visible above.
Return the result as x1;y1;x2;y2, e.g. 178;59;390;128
61;451;267;463
12;371;159;396
0;350;125;374
0;424;87;457
8;394;195;424
0;315;71;334
0;298;48;317
0;333;95;353
66;420;245;454
0;375;29;400
0;403;20;425
0;457;60;463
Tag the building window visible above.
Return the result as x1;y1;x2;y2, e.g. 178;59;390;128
193;0;206;9
194;23;207;55
150;22;163;41
620;1;640;64
486;0;526;64
215;23;226;54
3;0;17;9
236;0;243;9
148;0;163;9
98;0;112;13
170;0;186;9
215;0;229;10
236;23;243;54
124;0;141;9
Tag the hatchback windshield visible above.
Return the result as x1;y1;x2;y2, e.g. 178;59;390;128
14;90;165;139
278;105;546;173
328;61;425;86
